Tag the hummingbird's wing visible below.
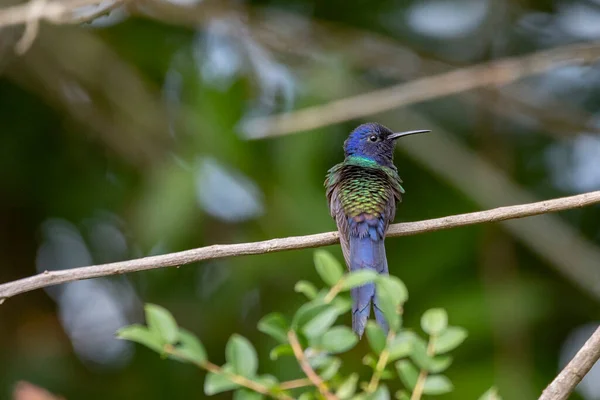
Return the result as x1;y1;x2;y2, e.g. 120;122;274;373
381;165;404;232
325;163;351;268
330;187;351;268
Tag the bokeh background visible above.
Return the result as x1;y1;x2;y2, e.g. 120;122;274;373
1;0;600;398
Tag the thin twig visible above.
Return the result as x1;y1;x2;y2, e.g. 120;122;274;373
203;361;293;400
287;330;337;400
165;345;292;400
243;42;600;138
410;336;436;400
539;326;600;400
14;0;46;54
323;281;343;304
367;330;395;393
279;378;313;390
0;191;598;301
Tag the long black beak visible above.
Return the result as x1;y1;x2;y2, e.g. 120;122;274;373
388;130;430;140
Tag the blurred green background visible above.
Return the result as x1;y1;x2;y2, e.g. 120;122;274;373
1;0;600;398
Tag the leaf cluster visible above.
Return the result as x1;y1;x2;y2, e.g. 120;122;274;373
117;250;497;400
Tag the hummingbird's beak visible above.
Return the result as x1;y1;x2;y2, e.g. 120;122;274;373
388;130;430;141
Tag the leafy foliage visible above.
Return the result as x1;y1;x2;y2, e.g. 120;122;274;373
117;250;490;399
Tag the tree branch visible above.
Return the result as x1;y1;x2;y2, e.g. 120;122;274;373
539;326;600;400
410;334;436;400
165;345;293;400
278;378;312;390
0;0;124;54
0;0;119;27
243;41;600;138
0;191;598;301
287;330;337;400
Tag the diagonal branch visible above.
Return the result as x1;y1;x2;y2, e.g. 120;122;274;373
0;191;598;301
539;325;600;400
287;330;337;400
243;41;600;138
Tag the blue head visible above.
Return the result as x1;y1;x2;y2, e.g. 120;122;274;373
344;123;429;166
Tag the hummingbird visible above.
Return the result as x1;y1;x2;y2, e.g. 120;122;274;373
325;122;429;337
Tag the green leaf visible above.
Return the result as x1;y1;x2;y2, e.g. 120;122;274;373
145;304;179;344
433;327;468;354
319;357;341;380
423;375;453;395
322;326;358;353
292;301;329;329
409;336;433;371
258;313;289;343
341;270;378;290
302;306;339;338
366;321;387;354
421;308;448;336
395;390;410;400
298;393;315;400
336;373;358;399
395;360;418;390
295;280;319;299
269;344;293;360
478;387;502;400
388;332;414;362
204;366;240;395
369;384;390;400
331;295;353;314
233;389;263;400
376;276;409;305
175;328;207;364
309;352;333;369
255;374;278;388
116;324;164;354
226;334;258;377
314;250;344;286
381;369;395;380
362;353;377;369
374;278;403;331
429;355;452;373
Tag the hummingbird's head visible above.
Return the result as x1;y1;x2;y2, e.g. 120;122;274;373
343;122;429;166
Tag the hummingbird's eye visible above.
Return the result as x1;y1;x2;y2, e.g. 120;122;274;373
368;135;378;142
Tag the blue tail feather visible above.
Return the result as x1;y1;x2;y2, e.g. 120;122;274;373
349;229;389;338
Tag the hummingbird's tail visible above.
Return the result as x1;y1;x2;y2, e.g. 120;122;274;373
349;233;389;338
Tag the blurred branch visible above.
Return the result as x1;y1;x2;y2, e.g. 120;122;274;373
5;26;171;166
2;0;597;135
0;191;598;301
243;41;600;138
251;11;600;138
0;0;123;53
12;381;65;400
539;326;600;400
383;108;600;299
0;0;119;27
145;1;600;138
288;330;336;400
3;0;596;135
